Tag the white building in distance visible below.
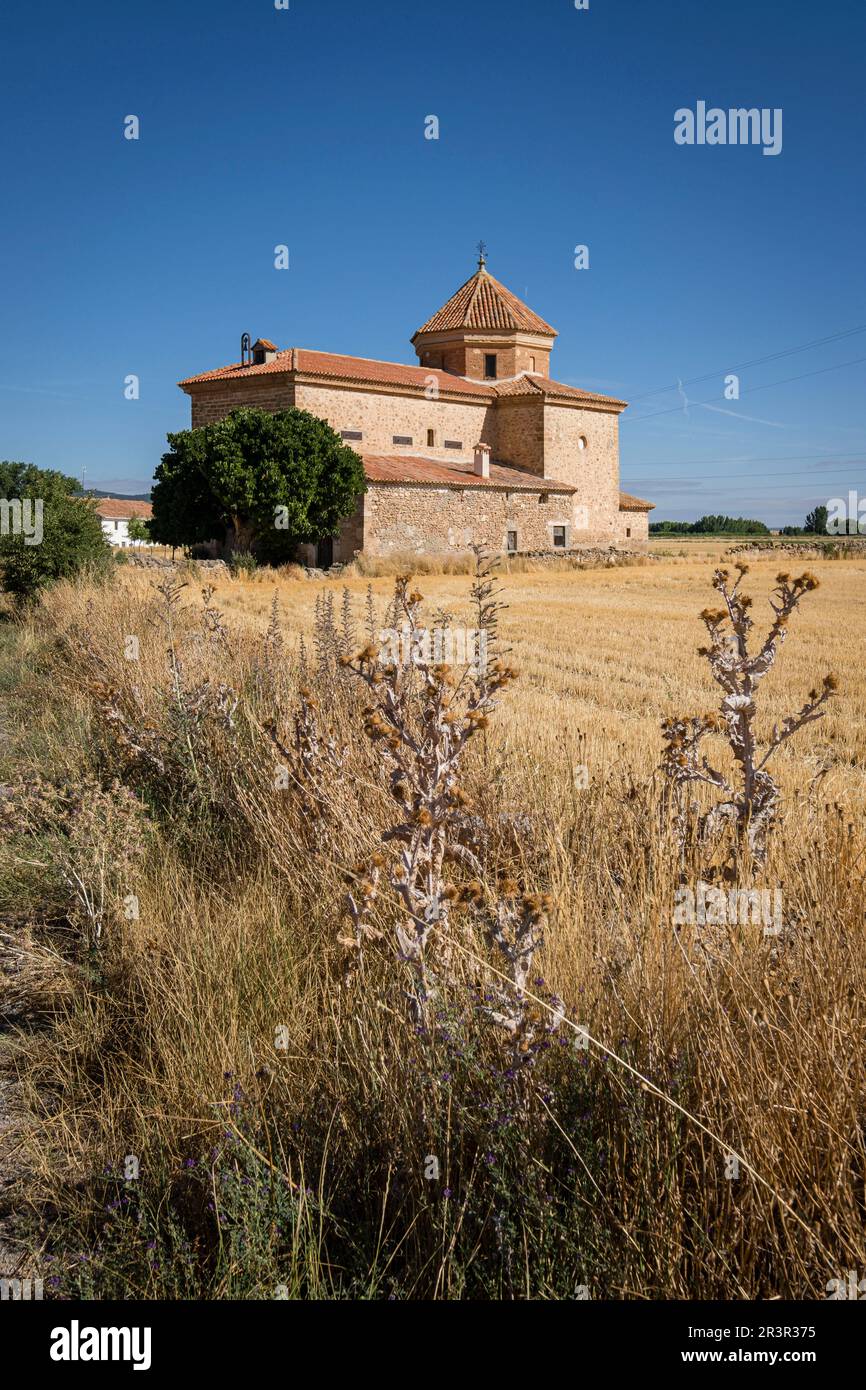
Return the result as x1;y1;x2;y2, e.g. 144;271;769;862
94;498;154;547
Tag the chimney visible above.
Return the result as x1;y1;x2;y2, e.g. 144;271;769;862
473;442;491;478
251;338;278;365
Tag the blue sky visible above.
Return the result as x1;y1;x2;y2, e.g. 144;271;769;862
1;0;864;524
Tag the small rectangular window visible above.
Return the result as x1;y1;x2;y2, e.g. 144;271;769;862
538;493;549;505
341;429;363;441
626;527;631;538
507;530;517;553
444;439;462;450
393;435;413;445
427;429;436;448
484;354;497;380
553;525;566;548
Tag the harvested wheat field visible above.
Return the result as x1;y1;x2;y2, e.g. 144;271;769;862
1;547;865;1301
211;547;866;803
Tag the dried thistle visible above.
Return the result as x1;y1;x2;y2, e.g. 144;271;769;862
340;554;518;1021
661;568;837;862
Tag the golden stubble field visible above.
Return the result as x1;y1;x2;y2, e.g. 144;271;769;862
152;545;866;811
5;543;865;1299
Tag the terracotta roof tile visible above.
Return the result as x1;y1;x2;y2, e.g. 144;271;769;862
494;375;627;408
94;498;153;520
362;453;575;493
618;491;655;512
179;351;626;412
414;267;556;337
179;348;494;398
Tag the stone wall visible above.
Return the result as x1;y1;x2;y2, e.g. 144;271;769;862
617;510;650;545
187;377;296;427
543;402;621;545
492;397;546;476
294;381;494;464
361;482;574;557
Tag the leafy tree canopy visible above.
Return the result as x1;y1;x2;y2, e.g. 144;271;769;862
126;515;152;545
0;461;111;603
150;408;366;560
650;515;770;536
803;505;829;535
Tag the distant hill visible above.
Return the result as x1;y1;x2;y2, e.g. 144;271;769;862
74;488;152;502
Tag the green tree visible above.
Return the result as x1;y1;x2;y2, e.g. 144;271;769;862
126;515;151;547
150;408;366;560
651;516;770;536
0;462;111;603
804;505;828;535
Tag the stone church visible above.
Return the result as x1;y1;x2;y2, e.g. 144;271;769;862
179;254;653;565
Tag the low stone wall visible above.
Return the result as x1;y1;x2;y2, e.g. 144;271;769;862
123;554;229;573
725;539;866;557
508;546;654;568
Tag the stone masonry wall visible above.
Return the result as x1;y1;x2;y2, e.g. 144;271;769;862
293;381;494;463
361;483;574;557
543;403;622;545
187;378;296;427
491;398;546;476
617;510;650;545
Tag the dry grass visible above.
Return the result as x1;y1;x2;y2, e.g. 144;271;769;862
1;548;864;1299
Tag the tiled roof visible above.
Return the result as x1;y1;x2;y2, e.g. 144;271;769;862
179;348;494;398
494;375;627;408
94;498;153;520
618;491;655;512
414;267;556;337
252;338;277;350
362;454;575;493
179;350;626;409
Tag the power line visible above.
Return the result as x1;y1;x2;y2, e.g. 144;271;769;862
642;480;859;494
626;322;866;403
625;354;866;424
624;448;866;468
624;462;866;484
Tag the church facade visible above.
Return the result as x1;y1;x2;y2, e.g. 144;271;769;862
179;256;653;564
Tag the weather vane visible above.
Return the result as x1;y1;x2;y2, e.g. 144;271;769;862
476;240;488;269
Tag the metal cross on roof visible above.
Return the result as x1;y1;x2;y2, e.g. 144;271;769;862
476;240;488;269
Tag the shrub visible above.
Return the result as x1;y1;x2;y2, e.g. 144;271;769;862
0;462;111;603
228;550;258;577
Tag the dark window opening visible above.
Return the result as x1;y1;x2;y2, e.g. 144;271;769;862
484;354;497;380
538;493;549;505
444;439;462;450
507;530;518;553
427;429;436;448
552;526;567;548
341;430;362;441
626;527;631;538
393;435;413;445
